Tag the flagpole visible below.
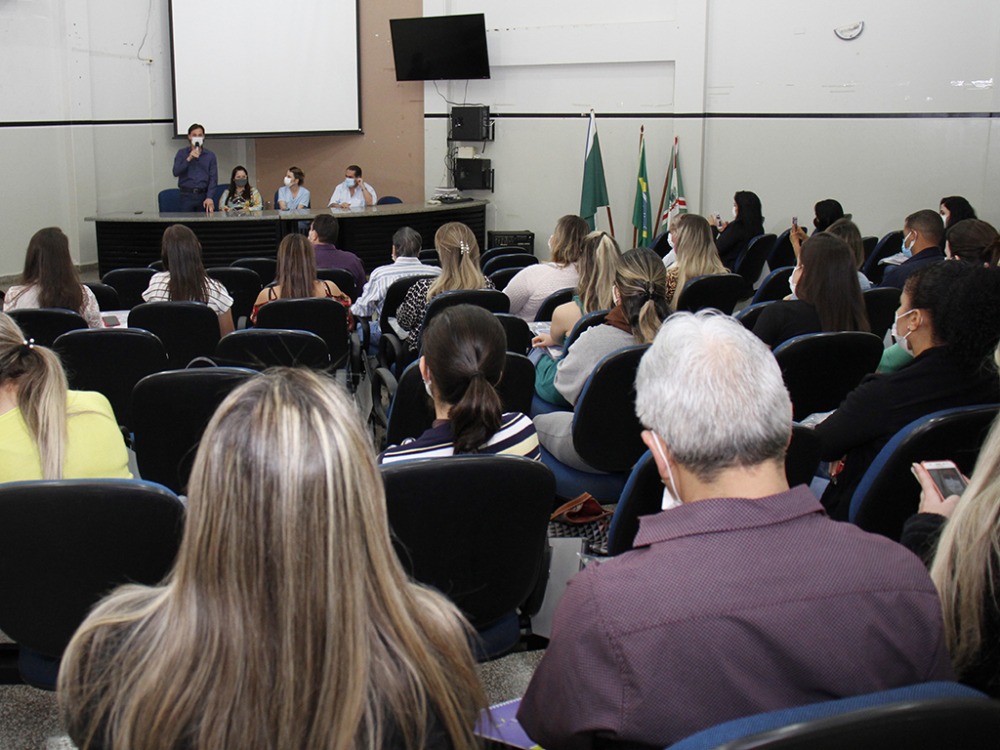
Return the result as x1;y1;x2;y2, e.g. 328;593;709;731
656;136;675;233
605;206;615;239
633;126;644;247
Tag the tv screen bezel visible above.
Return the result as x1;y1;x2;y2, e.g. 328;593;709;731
390;14;490;82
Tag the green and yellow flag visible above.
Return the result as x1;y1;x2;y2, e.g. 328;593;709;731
632;127;653;246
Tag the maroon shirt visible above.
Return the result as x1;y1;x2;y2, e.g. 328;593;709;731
313;243;366;296
517;486;954;749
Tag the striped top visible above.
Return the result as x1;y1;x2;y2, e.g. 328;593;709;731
379;412;540;464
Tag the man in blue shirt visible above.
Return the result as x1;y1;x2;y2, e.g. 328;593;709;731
172;123;218;213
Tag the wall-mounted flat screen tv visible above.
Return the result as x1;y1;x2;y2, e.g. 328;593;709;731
390;14;490;81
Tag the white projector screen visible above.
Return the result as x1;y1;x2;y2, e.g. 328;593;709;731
169;0;360;137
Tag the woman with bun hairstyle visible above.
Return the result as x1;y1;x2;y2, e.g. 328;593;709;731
0;313;129;482
3;227;102;328
396;222;494;354
381;305;539;463
945;219;1000;266
59;368;486;749
534;248;670;471
505;214;589;321
664;213;728;309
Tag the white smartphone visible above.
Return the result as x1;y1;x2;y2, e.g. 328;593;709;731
920;460;968;497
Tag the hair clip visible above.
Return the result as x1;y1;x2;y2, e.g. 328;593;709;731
459;239;470;255
21;338;35;352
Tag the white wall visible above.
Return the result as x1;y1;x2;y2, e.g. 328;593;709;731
0;0;252;276
423;0;1000;256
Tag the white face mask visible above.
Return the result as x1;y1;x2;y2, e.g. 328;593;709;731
191;136;204;147
424;378;433;397
731;205;738;219
666;232;674;250
891;309;917;354
283;176;293;187
345;177;356;188
651;434;682;509
788;265;801;299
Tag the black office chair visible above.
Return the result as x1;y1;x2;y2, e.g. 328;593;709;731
380;456;554;659
375;353;536;449
231;257;277;287
650;231;671;258
356;272;437;354
606;451;662;556
733;233;777;298
495;313;532;354
157;188;182;212
864;286;902;339
53;328;169;431
768;229;797;269
862;230;904;286
480;246;530;267
83;281;121;311
255;297;360;383
148;260;165;271
206;266;262;330
752;266;795;304
129;301;222;369
102;267;156;310
862;235;879;264
488;267;521;291
418;249;440;266
563;309;609;351
849;404;999;540
669;682;995;750
316;267;359;302
216;329;330;370
0;479;184;689
377;195;403;205
211;183;227;207
539;345;650;502
786;424;823;488
735;301;774;330
773;332;883;422
6;309;87;348
534;287;575;322
482;254;539;277
131;367;257;493
675;273;745;314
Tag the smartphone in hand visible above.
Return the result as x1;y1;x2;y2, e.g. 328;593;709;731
920;460;968;497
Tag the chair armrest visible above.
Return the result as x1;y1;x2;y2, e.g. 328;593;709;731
370;366;399;431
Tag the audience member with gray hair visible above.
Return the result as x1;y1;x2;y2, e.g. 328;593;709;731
350;226;440;350
517;311;953;750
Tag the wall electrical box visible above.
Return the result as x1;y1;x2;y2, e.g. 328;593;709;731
449;106;493;141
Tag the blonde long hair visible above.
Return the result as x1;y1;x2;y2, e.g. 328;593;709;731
58;369;485;750
427;222;486;301
669;214;726;309
615;248;670;344
577;231;621;312
0;313;68;479
930;358;1000;678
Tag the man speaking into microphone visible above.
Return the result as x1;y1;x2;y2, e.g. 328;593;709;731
172;123;218;213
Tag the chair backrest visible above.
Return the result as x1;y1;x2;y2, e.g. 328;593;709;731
216;329;330;370
231;257;277;287
607;451;662;555
862;235;879;263
563;309;609;351
254;297;350;369
482;254;539;276
53;328;169;430
377;195;403;205
385;352;536;447
849;404;999;539
206;266;262;328
83;281;120;312
488;266;521;291
316;267;359;301
572;345;650;472
669;682;992;750
773;332;884;422
131;367;257;493
863;286;902;339
752;266;795;304
7;308;87;347
211;183;227;207
768;228;797;269
0;479;184;684
733;233;777;295
129;301;222;369
101;267;156;310
381;274;437;320
273;189;281;209
417;249;440;266
534;287;575;322
862;230;904;285
786;424;823;488
157;188;182;212
650;231;671;258
495;313;532;354
735;300;774;330
480;246;530;267
380;456;553;630
675;273;745;314
148;260;165;271
422;288;511;330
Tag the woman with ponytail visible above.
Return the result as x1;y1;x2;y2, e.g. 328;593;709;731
534;248;670;470
0;313;130;481
380;305;539;463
